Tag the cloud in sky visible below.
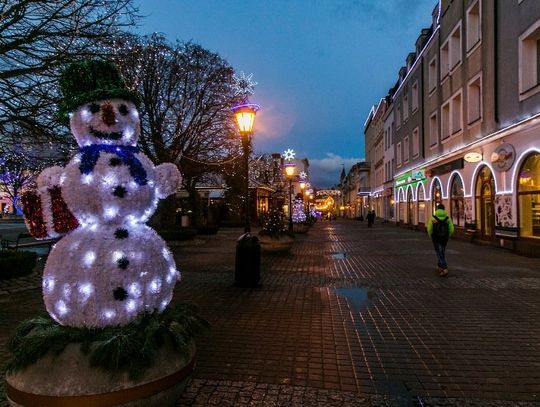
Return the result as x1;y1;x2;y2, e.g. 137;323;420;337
309;153;363;189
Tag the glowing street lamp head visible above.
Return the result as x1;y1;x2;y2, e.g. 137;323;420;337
231;103;260;135
284;162;296;177
299;181;306;190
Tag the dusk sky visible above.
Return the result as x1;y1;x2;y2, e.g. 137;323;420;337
133;0;437;187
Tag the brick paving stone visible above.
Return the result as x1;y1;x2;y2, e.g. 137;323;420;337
3;222;540;406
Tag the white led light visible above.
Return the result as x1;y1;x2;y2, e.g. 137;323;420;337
104;206;119;219
159;300;168;311
43;276;55;293
81;109;91;121
102;174;117;186
59;174;66;185
112;251;123;261
128;282;142;298
63;284;72;299
103;310;116;319
126;299;137;312
56;300;68;316
83;251;96;267
162;248;171;260
81;174;94;184
149;278;161;293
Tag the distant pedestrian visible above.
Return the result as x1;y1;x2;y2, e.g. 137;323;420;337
367;210;375;228
427;203;454;276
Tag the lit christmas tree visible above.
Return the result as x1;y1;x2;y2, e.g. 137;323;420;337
260;207;288;238
292;198;306;223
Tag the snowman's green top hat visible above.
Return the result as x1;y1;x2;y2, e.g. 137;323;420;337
58;59;140;124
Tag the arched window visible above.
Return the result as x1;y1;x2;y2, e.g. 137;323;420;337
417;184;426;224
432;179;442;213
518;153;540;238
450;175;465;227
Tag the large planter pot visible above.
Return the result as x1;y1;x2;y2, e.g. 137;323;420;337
258;234;294;253
6;340;195;407
293;223;310;234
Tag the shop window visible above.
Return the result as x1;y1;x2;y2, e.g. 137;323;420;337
466;1;481;52
418;185;426;224
468;74;482;124
518;153;540;238
519;18;540;99
432;180;442;212
450;175;465;227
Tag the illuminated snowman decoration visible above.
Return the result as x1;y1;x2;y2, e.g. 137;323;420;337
34;60;181;328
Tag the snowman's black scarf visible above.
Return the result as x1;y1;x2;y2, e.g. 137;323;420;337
78;144;148;186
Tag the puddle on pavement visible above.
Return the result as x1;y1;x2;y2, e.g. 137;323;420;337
335;287;372;311
330;252;346;259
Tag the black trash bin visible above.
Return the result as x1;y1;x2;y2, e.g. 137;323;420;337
234;233;261;287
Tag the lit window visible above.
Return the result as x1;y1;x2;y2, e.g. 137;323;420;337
518;153;540;238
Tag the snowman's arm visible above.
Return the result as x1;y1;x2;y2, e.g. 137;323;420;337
154;163;182;199
37;166;65;192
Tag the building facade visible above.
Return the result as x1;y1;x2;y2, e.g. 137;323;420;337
366;1;540;254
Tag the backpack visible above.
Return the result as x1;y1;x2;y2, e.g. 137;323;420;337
432;215;449;241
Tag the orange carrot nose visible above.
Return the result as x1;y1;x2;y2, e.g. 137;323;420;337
102;103;116;126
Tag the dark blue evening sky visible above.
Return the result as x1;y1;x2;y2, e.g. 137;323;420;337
133;0;436;187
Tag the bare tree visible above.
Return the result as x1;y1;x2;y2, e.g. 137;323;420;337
0;0;139;162
0;153;41;214
113;34;244;227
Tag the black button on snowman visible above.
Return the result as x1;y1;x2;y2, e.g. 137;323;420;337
34;60;182;327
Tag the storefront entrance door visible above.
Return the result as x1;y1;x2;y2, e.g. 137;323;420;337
481;183;494;239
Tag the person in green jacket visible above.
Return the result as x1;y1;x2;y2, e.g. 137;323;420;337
427;203;455;276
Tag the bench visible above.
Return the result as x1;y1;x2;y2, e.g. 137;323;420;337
1;232;58;253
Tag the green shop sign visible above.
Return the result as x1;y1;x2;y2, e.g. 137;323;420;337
394;169;426;188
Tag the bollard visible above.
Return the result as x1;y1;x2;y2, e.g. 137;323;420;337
234;233;261;287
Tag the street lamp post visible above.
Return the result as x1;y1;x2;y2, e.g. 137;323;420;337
284;162;296;233
232;102;260;287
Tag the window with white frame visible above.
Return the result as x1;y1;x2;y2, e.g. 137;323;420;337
466;1;481;51
403;94;409;121
449;22;462;70
441;40;450;78
430;111;438;146
412;127;419;158
519;18;540;99
429;57;437;92
396;104;402;127
468;74;482;124
403;136;409;163
397;142;402;166
451;90;462;134
441;101;450;140
412;81;419;112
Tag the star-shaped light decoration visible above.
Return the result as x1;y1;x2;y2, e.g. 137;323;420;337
233;72;257;98
283;148;296;161
299;171;307;179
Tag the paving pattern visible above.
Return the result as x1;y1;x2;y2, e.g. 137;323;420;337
2;221;540;406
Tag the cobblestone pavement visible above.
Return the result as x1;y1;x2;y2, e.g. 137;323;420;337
2;221;540;406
